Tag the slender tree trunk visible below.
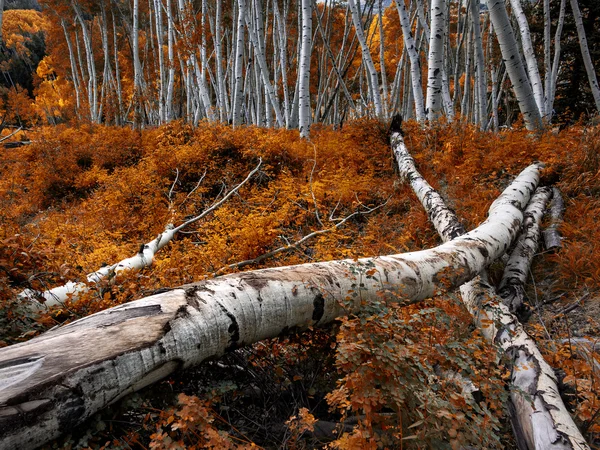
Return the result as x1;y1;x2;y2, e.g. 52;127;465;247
471;0;487;128
152;0;166;123
61;19;82;117
485;0;544;130
348;0;383;118
548;0;566;116
569;0;600;113
299;0;312;138
396;0;426;122
508;0;546;118
72;0;99;123
232;0;246;126
426;0;446;121
214;0;227;122
132;0;144;124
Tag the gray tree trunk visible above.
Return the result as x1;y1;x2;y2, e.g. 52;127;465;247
485;0;544;130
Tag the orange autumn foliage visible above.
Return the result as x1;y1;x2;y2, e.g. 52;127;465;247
1;119;599;447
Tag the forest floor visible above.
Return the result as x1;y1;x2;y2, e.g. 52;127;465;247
0;119;598;449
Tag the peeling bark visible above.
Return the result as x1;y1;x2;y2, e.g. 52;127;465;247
391;122;589;449
0;156;546;449
499;187;552;312
542;187;565;252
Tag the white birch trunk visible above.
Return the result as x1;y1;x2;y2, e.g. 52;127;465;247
166;0;176;121
509;0;546;118
498;187;552;312
471;0;487;128
240;0;284;126
232;0;246;126
214;0;227;122
426;0;446;121
299;0;312;138
153;0;166;123
548;0;567;116
395;0;426;122
61;19;82;116
542;186;564;251
569;0;600;113
348;0;383;118
485;0;544;130
132;0;144;123
72;1;99;123
391;122;589;450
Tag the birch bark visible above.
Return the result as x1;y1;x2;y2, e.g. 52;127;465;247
390;120;589;450
485;0;544;130
395;0;426;122
348;0;383;117
569;0;600;113
426;0;445;121
299;0;312;138
508;0;546;118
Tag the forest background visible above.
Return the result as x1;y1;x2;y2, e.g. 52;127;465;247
0;0;599;448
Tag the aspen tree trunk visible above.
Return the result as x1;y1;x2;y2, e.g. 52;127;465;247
273;0;290;127
214;0;227;122
378;0;389;118
72;0;99;123
485;0;544;130
232;0;246;126
569;0;600;113
348;0;383;118
0;163;550;450
471;0;487;129
153;0;166;123
426;0;446;121
390;121;589;450
499;187;552;312
240;0;284;127
166;0;176;121
61;19;82;116
542;187;564;251
543;0;551;117
395;0;426;122
548;0;567;116
112;11;124;125
132;0;144;124
299;0;312;138
509;0;546;118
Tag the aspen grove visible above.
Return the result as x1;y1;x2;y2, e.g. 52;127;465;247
0;0;599;448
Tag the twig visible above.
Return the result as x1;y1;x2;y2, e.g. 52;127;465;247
309;144;324;227
173;159;261;233
218;199;388;274
180;168;208;206
0;126;22;143
167;168;180;202
554;292;591;318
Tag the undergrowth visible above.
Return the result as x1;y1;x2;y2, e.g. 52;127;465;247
0;119;599;448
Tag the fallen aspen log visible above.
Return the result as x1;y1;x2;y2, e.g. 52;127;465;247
499;186;552;312
543;186;565;251
0;159;542;449
18;160;262;309
389;119;589;450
